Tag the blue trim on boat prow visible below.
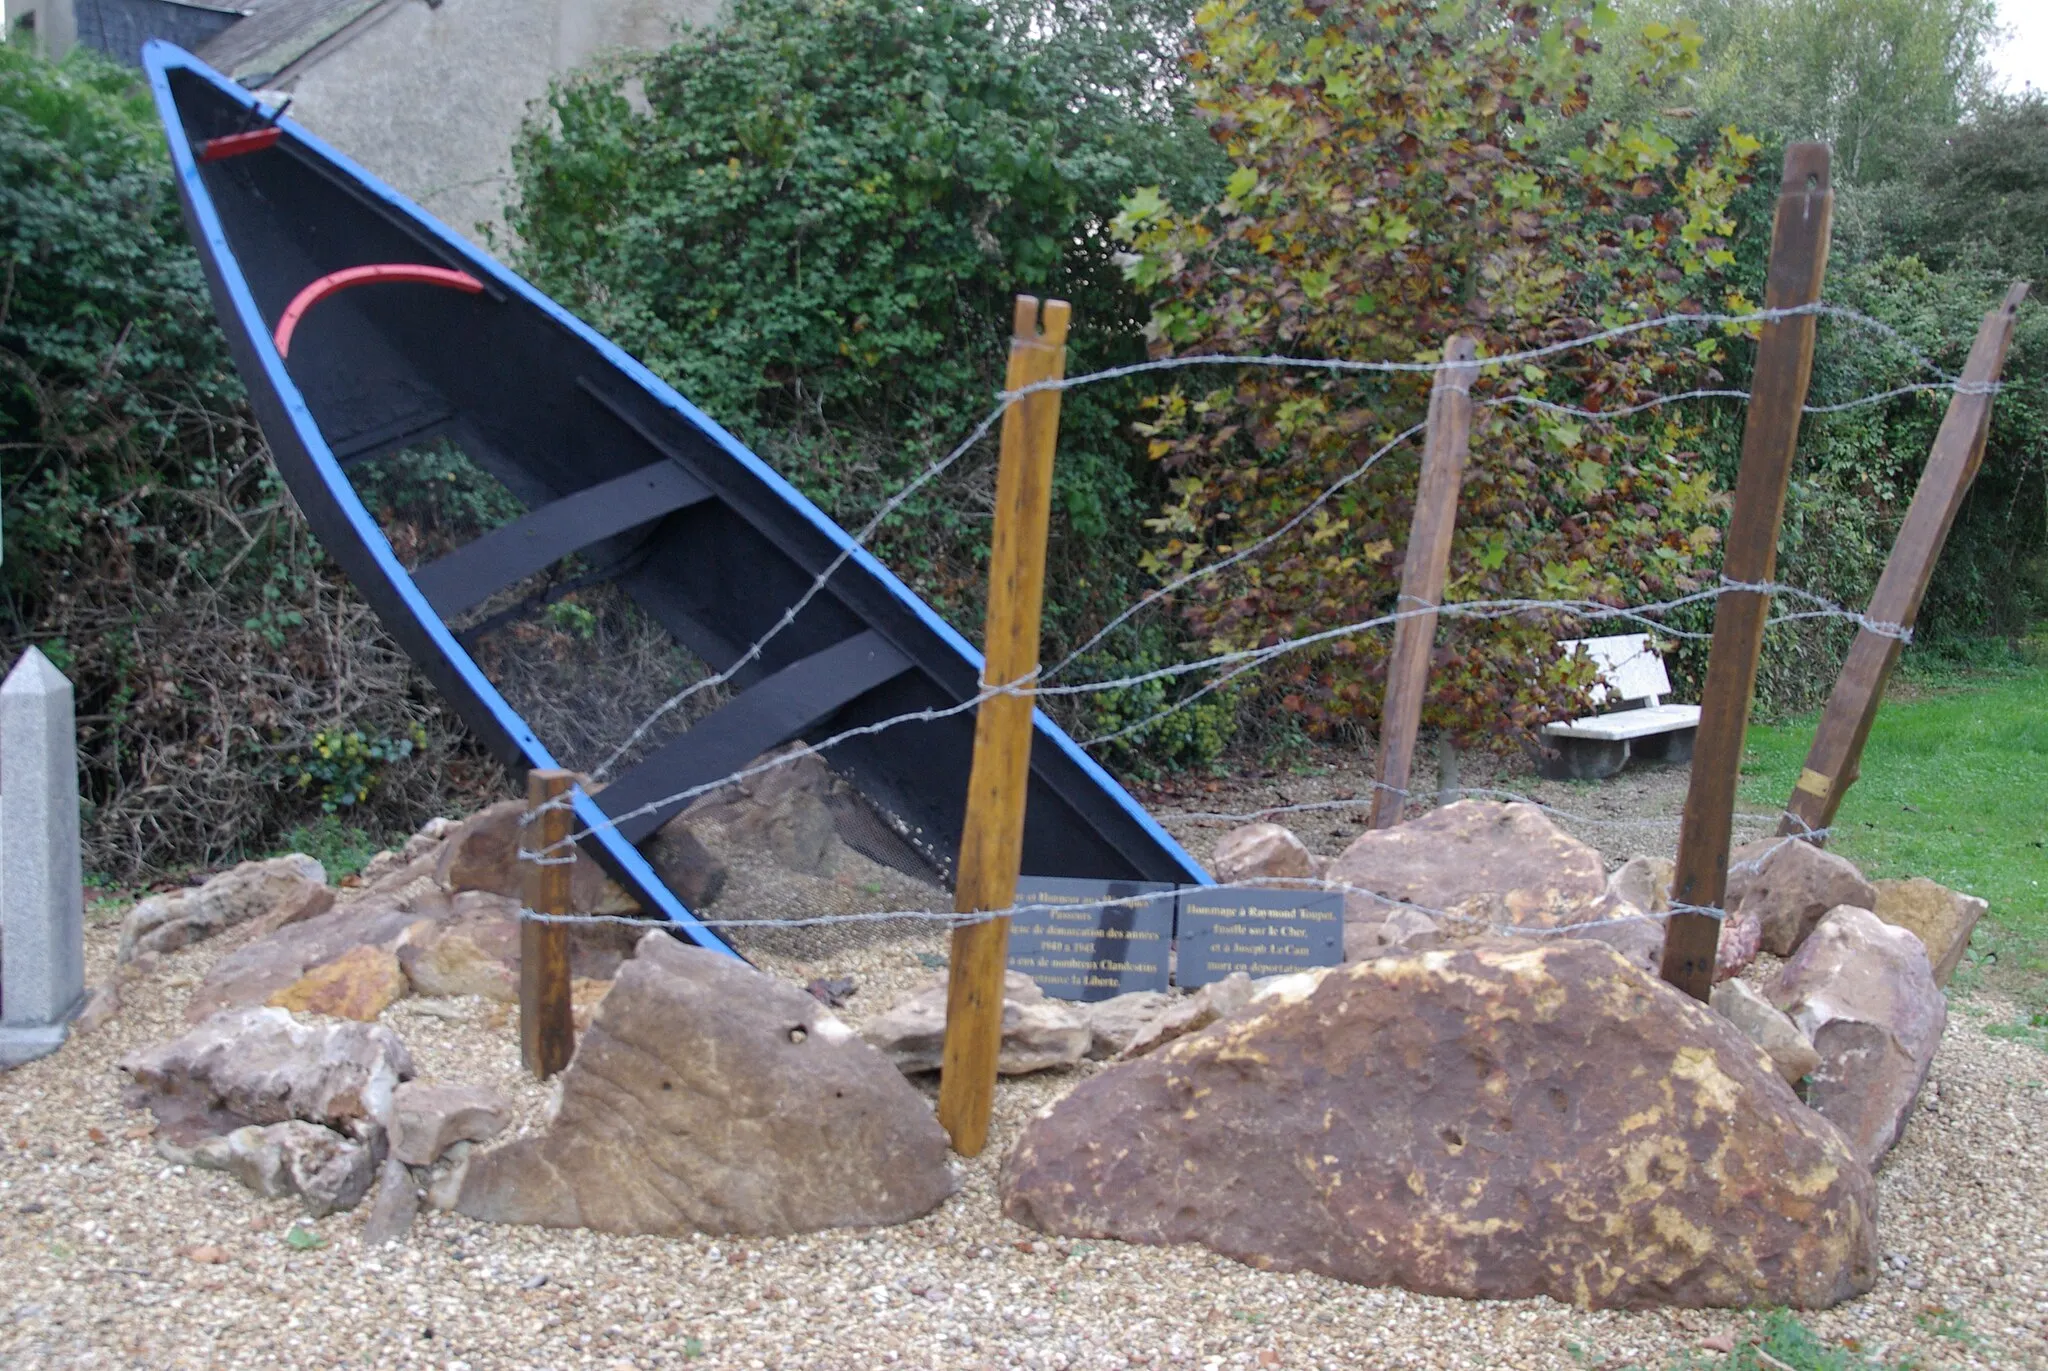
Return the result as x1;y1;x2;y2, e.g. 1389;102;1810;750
142;41;1209;954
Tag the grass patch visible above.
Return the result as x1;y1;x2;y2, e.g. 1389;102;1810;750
275;815;386;881
1740;659;2048;1002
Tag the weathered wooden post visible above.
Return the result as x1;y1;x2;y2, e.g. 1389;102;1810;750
521;767;577;1078
0;647;86;1068
937;295;1069;1156
1370;334;1479;829
1780;281;2029;841
1661;143;1834;1001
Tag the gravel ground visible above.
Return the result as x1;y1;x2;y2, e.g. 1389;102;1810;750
4;755;2046;1370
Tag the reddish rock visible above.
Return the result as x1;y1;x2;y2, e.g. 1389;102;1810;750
1769;905;1946;1170
457;933;953;1235
1325;801;1614;934
120;1007;414;1146
389;1081;510;1166
267;945;407;1022
435;797;641;913
1870;878;1985;988
183;896;425;1023
1726;839;1876;958
861;972;1089;1075
1210;824;1316;885
395;891;645;1002
1002;941;1876;1310
1715;911;1762;982
1606;855;1674;914
119;855;330;962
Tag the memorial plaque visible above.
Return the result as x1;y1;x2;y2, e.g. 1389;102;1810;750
1175;886;1344;987
1006;876;1175;1001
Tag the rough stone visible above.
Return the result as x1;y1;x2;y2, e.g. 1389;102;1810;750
1769;905;1946;1170
434;797;639;913
1715;910;1762;982
456;932;954;1235
119;855;332;962
1711;978;1821;1086
645;816;729;908
422;1141;473;1212
1607;855;1675;914
1325;800;1614;934
861;972;1089;1075
362;1157;420;1245
389;1081;509;1166
1210;824;1316;885
1080;991;1173;1060
267;944;407;1022
681;747;843;876
1569;905;1665;979
394;891;647;1002
119;1006;414;1146
1118;973;1255;1061
1342;908;1442;962
1003;941;1876;1310
1871;877;1985;988
1727;839;1877;958
183;895;425;1023
165;1119;376;1217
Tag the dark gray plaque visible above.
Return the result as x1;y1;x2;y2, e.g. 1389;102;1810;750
1006;875;1175;1001
1175;886;1344;986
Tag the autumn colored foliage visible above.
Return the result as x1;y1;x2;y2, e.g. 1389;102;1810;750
1114;0;1762;748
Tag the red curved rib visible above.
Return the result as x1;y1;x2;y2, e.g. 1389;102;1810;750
272;264;484;358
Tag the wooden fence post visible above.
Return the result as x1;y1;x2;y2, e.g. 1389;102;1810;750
1370;334;1479;829
1779;281;2029;842
936;296;1070;1156
1660;143;1834;1001
521;767;577;1078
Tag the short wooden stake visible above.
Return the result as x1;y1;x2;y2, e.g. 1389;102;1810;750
936;295;1070;1156
521;767;577;1078
1370;334;1479;829
1661;143;1834;1001
1779;281;2029;842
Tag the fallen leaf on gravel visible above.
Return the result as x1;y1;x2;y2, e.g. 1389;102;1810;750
122;1123;153;1140
283;1225;326;1251
86;1127;108;1145
681;1337;705;1360
18;1201;46;1215
1258;1354;1281;1368
183;1245;229;1265
1699;1333;1734;1353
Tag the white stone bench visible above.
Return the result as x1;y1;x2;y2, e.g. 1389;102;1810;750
1537;634;1700;780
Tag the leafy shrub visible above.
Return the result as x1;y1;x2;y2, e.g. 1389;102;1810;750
1111;0;1756;749
0;44;486;873
504;0;1230;749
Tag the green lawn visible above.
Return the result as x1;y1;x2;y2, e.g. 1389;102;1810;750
1740;661;2048;1000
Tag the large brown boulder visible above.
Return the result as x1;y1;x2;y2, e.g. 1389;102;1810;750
456;933;953;1236
118;855;331;962
120;1007;414;1147
1324;801;1613;934
1870;877;1985;988
1001;941;1876;1310
1769;905;1946;1170
1727;839;1876;958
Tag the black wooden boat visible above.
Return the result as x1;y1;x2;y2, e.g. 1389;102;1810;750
144;43;1209;958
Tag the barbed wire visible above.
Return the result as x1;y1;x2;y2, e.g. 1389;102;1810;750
586;298;1977;779
517;577;1897;860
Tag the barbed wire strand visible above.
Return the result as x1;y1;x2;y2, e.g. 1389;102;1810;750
587;299;1975;778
